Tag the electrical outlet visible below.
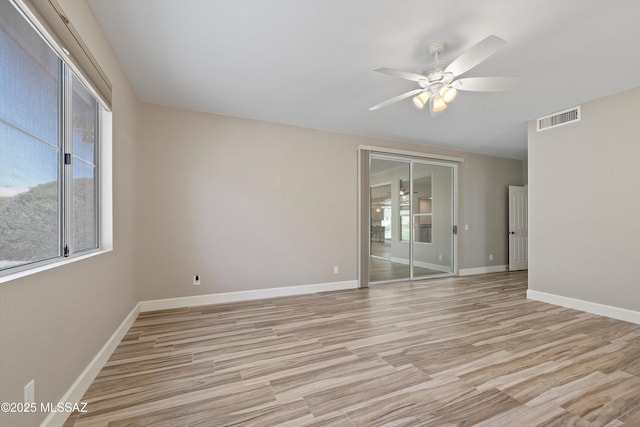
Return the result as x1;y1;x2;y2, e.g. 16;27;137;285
333;266;339;274
193;274;200;286
489;254;494;261
438;254;443;261
24;380;35;404
464;224;469;231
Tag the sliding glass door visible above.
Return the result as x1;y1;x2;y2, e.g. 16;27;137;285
369;158;411;282
368;156;455;283
410;162;454;279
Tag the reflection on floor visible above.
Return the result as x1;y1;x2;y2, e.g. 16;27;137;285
369;257;444;283
370;240;447;282
371;241;392;258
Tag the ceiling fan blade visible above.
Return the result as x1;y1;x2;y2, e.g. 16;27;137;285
444;35;507;77
369;88;425;110
374;67;425;82
451;77;519;92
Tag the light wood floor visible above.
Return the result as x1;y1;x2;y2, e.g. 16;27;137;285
65;272;640;426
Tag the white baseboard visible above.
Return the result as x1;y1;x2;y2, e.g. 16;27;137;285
458;265;508;276
527;290;640;325
139;280;359;312
42;303;140;427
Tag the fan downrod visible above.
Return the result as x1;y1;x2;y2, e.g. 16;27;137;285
428;41;446;58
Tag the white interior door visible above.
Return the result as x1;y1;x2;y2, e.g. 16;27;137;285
509;185;528;271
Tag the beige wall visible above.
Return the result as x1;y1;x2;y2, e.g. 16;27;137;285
139;103;523;300
0;1;140;426
457;152;523;270
528;87;640;311
138;105;359;298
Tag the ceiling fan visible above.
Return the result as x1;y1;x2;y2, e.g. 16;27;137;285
369;35;518;115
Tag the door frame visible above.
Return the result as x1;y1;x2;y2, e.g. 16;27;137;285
358;147;461;288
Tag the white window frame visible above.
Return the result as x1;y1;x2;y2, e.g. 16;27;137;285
0;0;113;284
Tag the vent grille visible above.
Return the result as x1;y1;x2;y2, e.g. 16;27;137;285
537;106;581;131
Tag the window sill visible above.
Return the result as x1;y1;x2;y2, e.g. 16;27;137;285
0;248;112;285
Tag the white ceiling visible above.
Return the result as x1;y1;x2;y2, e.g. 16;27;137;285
87;0;640;160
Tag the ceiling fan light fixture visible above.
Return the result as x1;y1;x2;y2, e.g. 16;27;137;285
412;92;430;109
440;86;457;104
369;35;515;115
430;95;447;113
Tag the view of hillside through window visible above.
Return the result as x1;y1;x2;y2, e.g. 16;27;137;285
0;1;98;271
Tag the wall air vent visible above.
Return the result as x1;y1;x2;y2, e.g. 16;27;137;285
537;106;581;131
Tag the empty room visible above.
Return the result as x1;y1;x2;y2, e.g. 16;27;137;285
1;0;639;426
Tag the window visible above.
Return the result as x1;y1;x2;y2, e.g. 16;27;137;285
399;174;432;243
0;1;100;273
399;180;410;241
413;174;432;244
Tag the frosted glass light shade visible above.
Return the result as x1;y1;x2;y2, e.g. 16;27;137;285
412;92;430;109
439;86;457;104
430;95;447;112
